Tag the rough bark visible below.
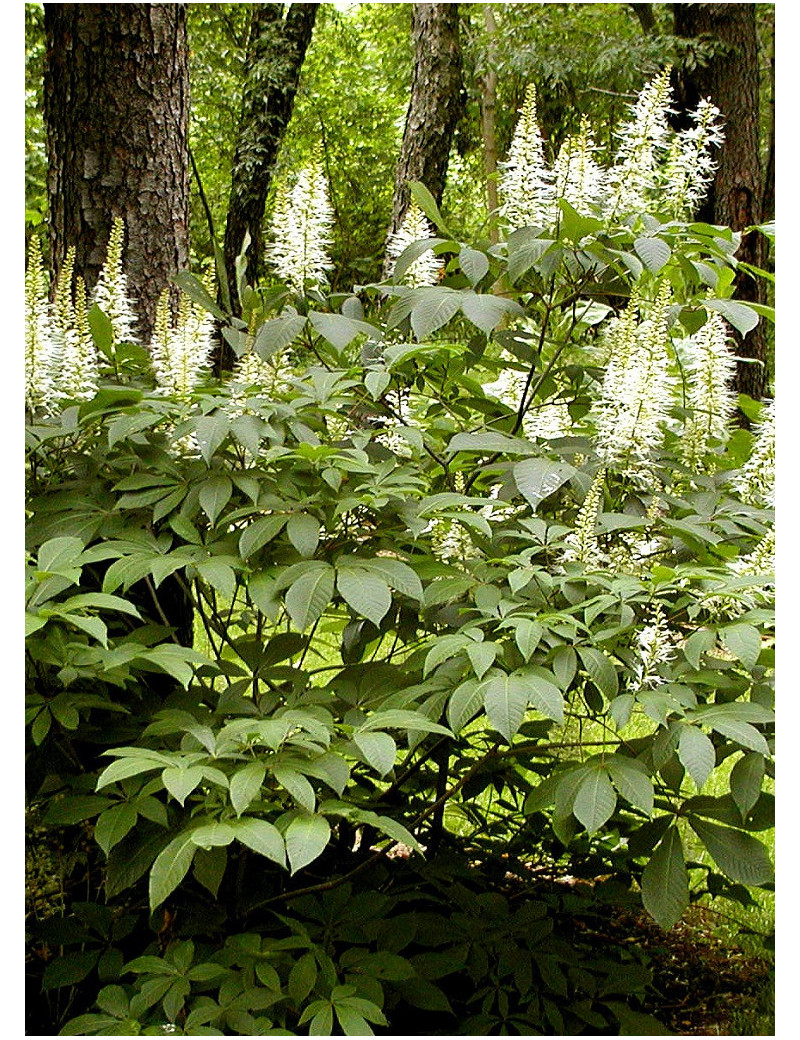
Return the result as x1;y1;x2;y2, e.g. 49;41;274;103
672;3;769;401
43;4;190;343
223;3;318;311
481;5;500;245
387;3;465;241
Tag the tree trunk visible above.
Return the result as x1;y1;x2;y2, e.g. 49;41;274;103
672;3;769;401
387;3;465;241
629;3;657;35
481;5;500;245
223;3;318;313
43;3;189;344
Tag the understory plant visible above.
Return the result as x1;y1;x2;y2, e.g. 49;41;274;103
26;72;774;1036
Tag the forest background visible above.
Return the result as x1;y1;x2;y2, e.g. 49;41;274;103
18;1;791;1036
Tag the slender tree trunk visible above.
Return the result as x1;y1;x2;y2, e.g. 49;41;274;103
672;3;769;401
629;3;657;35
481;5;500;245
387;3;465;241
43;3;189;344
223;3;318;312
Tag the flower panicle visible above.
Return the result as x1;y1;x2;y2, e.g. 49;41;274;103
553;115;607;215
563;467;606;568
734;399;775;507
150;283;215;401
92;216;138;346
25;234;57;413
663;98;724;217
679;309;736;469
499;83;554;230
267;159;334;293
386;199;443;287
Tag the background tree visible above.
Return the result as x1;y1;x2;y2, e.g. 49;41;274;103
671;2;770;400
387;3;465;241
43;3;190;342
222;2;318;310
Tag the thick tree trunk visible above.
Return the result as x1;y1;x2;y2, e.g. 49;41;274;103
629;3;657;35
672;3;769;401
223;3;318;312
387;3;465;241
43;4;189;344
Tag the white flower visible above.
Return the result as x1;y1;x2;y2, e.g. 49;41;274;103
662;98;724;217
266;161;334;293
563;468;605;568
605;68;673;219
55;276;99;403
733;399;775;507
633;605;677;689
524;399;573;440
92;217;138;345
553;115;607;215
594;284;673;475
225;349;293;422
386;200;443;287
678;311;736;468
150;288;214;401
499;84;555;230
25;234;57;413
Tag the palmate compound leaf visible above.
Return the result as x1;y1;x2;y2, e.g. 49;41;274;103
605;756;654;816
513;458;575;511
231;817;286;867
641;825;690;930
285;813;331;874
353;731;397;776
410;288;462;341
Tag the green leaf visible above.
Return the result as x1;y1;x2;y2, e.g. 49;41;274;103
408;180;456;239
558;199;603;242
720;623;762;671
190;821;236;848
336;565;392;627
605;757;654;816
38;536;85;573
88;304;115;356
506;229;555;282
709;719;770;755
254;314;307;359
365;368;391;400
689;817;773;885
353;732;397;776
173;271;227;320
677;726;716;790
94;803;139;855
466;641;498;679
359;557;423;601
43;949;100;991
683;628;716;670
273;765;316;812
641;826;689;930
43;795;111;826
514;619;543;660
705;298;760;336
460;291;523;334
162;766;205;806
573;768;617;833
149;831;198;911
231;817;286;866
447;676;489;733
96;757;163;790
198;475;233;526
308;311;376;351
459;246;490;285
483;672;529;742
193;846;227;898
239;515;287;559
578;647;619;700
514;458;575;510
229;762;266;816
410;289;461;340
634;236;671;272
193;414;230;463
287;513;321;557
288;951;318;1005
285;564;335;631
730;752;765;819
285;813;331;874
446;431;531;454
